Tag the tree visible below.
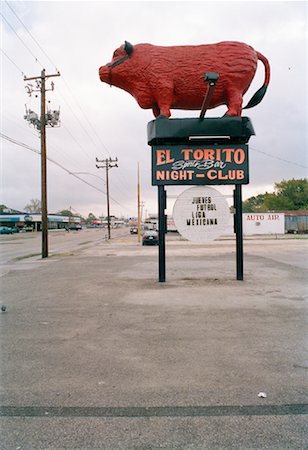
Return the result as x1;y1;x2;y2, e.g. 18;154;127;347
85;213;97;224
243;178;308;212
242;193;267;212
0;204;22;213
274;179;308;210
57;209;77;217
24;199;42;213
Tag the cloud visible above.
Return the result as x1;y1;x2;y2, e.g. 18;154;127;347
1;1;307;218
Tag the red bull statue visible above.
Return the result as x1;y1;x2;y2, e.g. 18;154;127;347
99;41;270;118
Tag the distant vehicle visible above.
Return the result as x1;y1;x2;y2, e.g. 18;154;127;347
20;226;33;232
142;230;159;246
167;216;177;232
0;226;14;234
11;227;20;233
144;219;158;231
68;224;82;231
130;227;138;234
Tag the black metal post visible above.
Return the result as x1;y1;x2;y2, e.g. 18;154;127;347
158;185;166;282
199;72;219;119
234;184;244;280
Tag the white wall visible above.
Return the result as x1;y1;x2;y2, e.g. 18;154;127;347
243;213;285;235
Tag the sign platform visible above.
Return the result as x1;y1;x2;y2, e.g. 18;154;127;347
148;116;255;145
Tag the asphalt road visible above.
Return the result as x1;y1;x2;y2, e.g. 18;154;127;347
0;231;307;449
0;227;126;267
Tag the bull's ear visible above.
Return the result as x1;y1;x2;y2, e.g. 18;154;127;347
124;41;134;55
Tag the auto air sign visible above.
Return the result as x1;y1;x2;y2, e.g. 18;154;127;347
152;145;248;185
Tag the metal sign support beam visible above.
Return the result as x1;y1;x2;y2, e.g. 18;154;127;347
234;185;244;280
158;185;166;282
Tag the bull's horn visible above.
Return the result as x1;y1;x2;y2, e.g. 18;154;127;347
124;41;134;55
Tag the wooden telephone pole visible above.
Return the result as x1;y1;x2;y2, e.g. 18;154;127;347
24;69;60;258
96;157;118;239
137;163;141;243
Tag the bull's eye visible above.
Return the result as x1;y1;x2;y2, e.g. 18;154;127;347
113;51;119;58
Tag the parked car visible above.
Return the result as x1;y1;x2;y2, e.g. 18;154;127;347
130;227;138;234
0;226;14;234
20;226;34;232
142;230;159;246
11;227;20;233
68;224;82;231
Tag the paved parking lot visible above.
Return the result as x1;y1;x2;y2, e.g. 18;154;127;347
0;233;307;449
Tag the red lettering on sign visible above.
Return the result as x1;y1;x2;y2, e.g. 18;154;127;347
203;149;215;160
194;149;204;160
156;149;175;166
207;170;217;180
234;149;245;164
182;149;193;160
268;214;280;220
156;170;165;180
222;148;233;162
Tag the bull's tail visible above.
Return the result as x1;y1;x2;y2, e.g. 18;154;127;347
243;51;270;109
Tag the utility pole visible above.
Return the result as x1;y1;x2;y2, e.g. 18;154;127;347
96;157;118;239
137;163;141;243
24;69;60;258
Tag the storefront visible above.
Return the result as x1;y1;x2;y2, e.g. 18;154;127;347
0;213;81;231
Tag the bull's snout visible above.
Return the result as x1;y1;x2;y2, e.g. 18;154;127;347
99;65;109;82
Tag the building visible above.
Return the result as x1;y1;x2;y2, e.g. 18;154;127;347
243;213;285;235
243;211;308;235
0;212;81;231
284;210;308;234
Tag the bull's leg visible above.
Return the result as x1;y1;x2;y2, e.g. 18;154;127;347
152;105;160;118
158;104;171;118
156;85;173;118
225;90;243;116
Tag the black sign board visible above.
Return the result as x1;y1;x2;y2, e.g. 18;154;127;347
152;144;249;186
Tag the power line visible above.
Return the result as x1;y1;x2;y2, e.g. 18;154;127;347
250;146;308;169
2;4;109;160
61;122;99;166
4;0;59;72
55;87;108;162
60;78;111;158
1;9;94;168
0;132;135;213
0;47;24;76
0;132;105;194
56;82;133;194
1;6;131;195
0;12;44;68
1;7;133;206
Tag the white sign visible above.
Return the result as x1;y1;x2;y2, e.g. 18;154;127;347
243;213;285;235
173;186;231;242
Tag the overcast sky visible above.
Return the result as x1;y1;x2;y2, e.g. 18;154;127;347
1;0;307;219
